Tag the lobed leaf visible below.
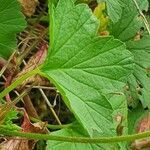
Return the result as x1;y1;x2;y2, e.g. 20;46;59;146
42;0;133;138
41;0;133;146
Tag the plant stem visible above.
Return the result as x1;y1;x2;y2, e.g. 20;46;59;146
39;88;62;125
1;128;150;143
29;115;72;129
0;51;16;77
25;85;56;90
18;111;72;129
0;68;40;99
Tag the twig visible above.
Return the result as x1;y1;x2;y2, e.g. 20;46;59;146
2;75;6;80
39;88;62;125
2;87;33;108
0;51;16;77
25;85;56;90
0;82;4;85
132;0;150;34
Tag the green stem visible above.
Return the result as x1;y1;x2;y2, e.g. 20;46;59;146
0;128;150;143
28;115;72;129
18;104;72;129
0;68;40;99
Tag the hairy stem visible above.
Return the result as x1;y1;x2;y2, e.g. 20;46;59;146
0;128;150;143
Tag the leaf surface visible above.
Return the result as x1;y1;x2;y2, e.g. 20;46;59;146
110;0;150;108
0;0;26;59
42;0;133;136
110;0;148;42
126;36;150;108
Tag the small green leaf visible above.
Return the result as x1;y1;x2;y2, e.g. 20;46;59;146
0;108;20;131
42;0;133;137
0;0;26;59
4;109;18;125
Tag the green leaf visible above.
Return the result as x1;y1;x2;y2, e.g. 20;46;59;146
0;0;26;59
110;0;150;108
1;109;20;131
110;0;148;42
97;0;122;23
126;35;150;108
42;0;133;137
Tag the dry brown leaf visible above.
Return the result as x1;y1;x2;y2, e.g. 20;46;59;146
132;139;150;150
0;138;34;150
13;42;49;90
18;0;38;17
136;114;150;133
